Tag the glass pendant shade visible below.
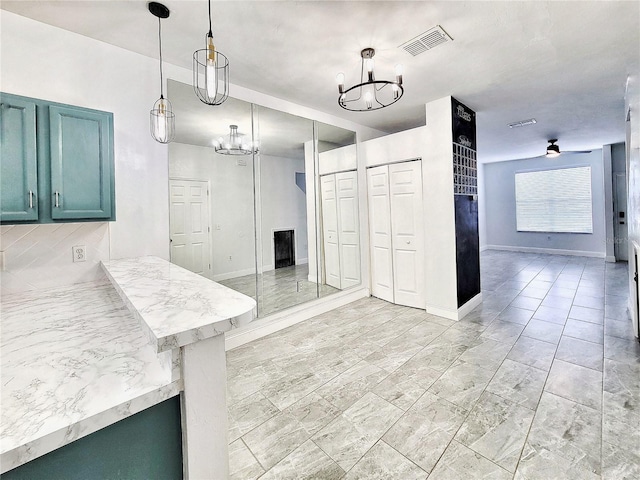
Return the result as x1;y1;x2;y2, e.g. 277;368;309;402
150;96;175;144
192;0;230;106
148;2;174;144
214;124;256;155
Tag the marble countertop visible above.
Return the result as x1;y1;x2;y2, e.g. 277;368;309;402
0;281;180;474
101;256;257;353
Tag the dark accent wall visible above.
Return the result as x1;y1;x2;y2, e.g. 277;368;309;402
1;396;183;480
455;195;481;307
451;97;481;307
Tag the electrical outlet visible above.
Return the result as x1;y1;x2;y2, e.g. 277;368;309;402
73;245;87;263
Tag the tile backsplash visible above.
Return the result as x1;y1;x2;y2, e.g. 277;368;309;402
0;223;110;296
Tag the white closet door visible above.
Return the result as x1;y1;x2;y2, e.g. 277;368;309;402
367;165;394;302
170;179;211;277
321;174;341;289
336;171;361;289
389;161;425;308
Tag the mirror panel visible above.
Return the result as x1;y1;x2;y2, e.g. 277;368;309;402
316;123;360;298
167;79;360;318
168;80;257;301
253;105;317;316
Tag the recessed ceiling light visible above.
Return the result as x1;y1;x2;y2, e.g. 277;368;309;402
508;118;537;128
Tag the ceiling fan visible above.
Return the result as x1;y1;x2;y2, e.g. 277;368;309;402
544;139;592;158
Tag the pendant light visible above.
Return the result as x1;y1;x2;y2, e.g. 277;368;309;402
336;48;404;111
213;125;257;155
148;2;175;144
192;0;229;105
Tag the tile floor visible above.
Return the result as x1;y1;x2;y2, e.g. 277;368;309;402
220;264;338;317
226;251;639;479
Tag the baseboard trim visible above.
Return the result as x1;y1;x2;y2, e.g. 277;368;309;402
484;245;605;258
426;292;483;321
480;245;489;252
458;293;483;319
426;305;458;321
605;255;617;263
225;287;369;350
212;268;256;282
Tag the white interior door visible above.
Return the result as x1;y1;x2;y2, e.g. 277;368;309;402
613;172;628;261
367;165;394;303
170;179;211;277
321;175;341;289
389;161;425;309
336;171;361;289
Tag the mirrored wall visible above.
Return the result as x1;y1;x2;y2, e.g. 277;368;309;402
167;79;359;317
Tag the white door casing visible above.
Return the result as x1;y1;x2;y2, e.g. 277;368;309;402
336;171;361;289
367;165;394;303
170;179;211;277
389;161;425;309
320;175;341;289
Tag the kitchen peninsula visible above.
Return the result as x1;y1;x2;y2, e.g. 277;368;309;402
1;256;256;478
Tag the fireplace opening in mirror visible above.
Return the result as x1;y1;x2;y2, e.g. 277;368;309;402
274;230;295;269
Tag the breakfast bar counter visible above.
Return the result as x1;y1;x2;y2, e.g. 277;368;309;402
1;256;256;477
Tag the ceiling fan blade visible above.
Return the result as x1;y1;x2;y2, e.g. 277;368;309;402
561;150;593;155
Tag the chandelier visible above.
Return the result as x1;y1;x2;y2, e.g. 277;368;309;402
192;0;229;105
148;2;175;143
213;125;257;155
336;48;403;111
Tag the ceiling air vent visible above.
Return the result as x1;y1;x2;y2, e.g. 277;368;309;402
400;25;453;57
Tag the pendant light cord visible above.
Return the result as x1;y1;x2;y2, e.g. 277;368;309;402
208;0;213;37
158;16;165;98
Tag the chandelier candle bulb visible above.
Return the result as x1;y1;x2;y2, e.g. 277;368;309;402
336;73;345;94
365;91;373;109
395;64;403;85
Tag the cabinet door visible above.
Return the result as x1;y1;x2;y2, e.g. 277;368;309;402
49;105;113;219
0;97;38;222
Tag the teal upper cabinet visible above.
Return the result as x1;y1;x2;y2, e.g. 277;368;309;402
0;97;39;222
0;92;115;224
49;105;113;220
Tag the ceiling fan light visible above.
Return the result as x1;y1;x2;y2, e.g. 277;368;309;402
546;145;560;157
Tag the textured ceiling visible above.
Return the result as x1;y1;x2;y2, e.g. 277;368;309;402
2;1;639;163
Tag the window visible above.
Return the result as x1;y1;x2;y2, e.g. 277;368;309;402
515;166;593;233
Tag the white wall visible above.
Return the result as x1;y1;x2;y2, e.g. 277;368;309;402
1;11;382;294
483;150;607;257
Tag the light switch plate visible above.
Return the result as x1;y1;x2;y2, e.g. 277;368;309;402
73;245;87;263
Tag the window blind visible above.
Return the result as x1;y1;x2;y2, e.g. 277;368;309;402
515;166;593;233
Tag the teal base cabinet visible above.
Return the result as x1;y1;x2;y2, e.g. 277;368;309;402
0;92;115;224
0;397;183;480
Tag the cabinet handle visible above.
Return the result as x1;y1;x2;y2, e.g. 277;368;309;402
54;191;60;208
28;190;34;209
